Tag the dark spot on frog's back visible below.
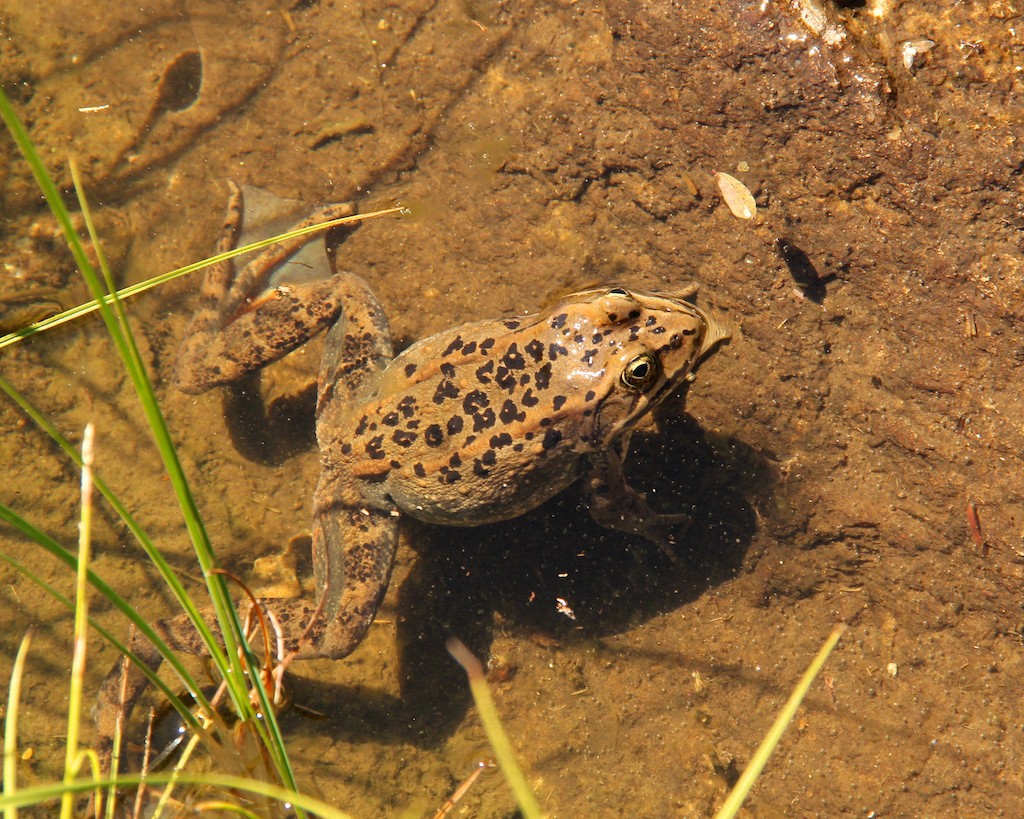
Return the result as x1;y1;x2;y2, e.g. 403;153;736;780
495;366;517;391
472;408;496;431
461;340;478;355
551;313;568;330
542;428;562;451
424;424;444;447
524;339;544;362
398;396;417;418
548;343;568;361
501;343;526;370
447;415;464;435
503;319;521;330
392;429;417;447
438;464;461;484
552;395;566;410
442;335;464;355
414;463;427;478
475;360;494;383
499;400;526;424
489;432;513;449
535;362;552;390
463;389;489;413
404;362;417;377
365;435;386;460
432;378;460;404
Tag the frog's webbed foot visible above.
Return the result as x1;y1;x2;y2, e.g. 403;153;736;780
175;183;358;394
584;449;692;562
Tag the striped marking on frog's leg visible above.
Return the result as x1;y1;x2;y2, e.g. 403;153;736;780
306;488;399;657
315;270;394;425
175;184;357;394
175;181;245;373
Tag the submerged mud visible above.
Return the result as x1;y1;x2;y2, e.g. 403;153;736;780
1;1;1021;815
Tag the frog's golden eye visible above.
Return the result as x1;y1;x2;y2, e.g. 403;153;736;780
621;353;659;391
606;287;630;297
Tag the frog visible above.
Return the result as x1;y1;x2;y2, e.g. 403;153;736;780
95;183;729;757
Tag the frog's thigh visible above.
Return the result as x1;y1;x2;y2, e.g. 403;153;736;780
176;277;348;393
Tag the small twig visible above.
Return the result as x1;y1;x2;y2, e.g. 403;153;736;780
967;502;987;554
433;757;497;818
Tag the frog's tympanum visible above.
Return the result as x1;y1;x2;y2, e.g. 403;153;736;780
96;186;730;756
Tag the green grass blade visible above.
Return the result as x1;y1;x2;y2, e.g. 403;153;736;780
0;378;210;712
1;84;303;795
61;423;95;819
0;90;232;671
70;153;295;788
0;508;201;732
3;630;33;818
715;625;846;819
447;637;543;819
0;772;356;818
0;206;402;353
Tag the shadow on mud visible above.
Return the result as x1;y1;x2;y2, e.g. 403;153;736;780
289;410;770;749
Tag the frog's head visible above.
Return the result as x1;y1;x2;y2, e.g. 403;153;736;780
577;285;730;448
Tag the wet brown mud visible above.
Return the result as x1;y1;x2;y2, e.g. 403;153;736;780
1;1;1021;815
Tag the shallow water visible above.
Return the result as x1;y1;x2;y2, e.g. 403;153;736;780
2;0;1023;815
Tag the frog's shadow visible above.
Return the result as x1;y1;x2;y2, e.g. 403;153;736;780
292;411;769;749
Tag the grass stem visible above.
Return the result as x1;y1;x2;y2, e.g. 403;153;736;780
715;625;846;819
3;631;33;819
447;637;543;819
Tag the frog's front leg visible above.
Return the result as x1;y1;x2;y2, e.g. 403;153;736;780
584;442;692;560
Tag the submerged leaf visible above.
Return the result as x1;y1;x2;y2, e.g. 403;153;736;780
714;171;757;220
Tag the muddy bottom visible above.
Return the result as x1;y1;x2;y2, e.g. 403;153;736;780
1;0;1022;816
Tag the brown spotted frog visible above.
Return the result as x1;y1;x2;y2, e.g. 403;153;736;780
96;186;729;749
177;184;730;660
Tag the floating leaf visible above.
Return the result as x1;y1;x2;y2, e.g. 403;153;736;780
714;171;756;220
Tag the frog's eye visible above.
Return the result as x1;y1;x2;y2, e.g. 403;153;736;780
606;287;630;297
621;353;659;391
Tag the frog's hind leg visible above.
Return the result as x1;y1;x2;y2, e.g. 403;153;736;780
306;270;399;658
175;183;357;394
